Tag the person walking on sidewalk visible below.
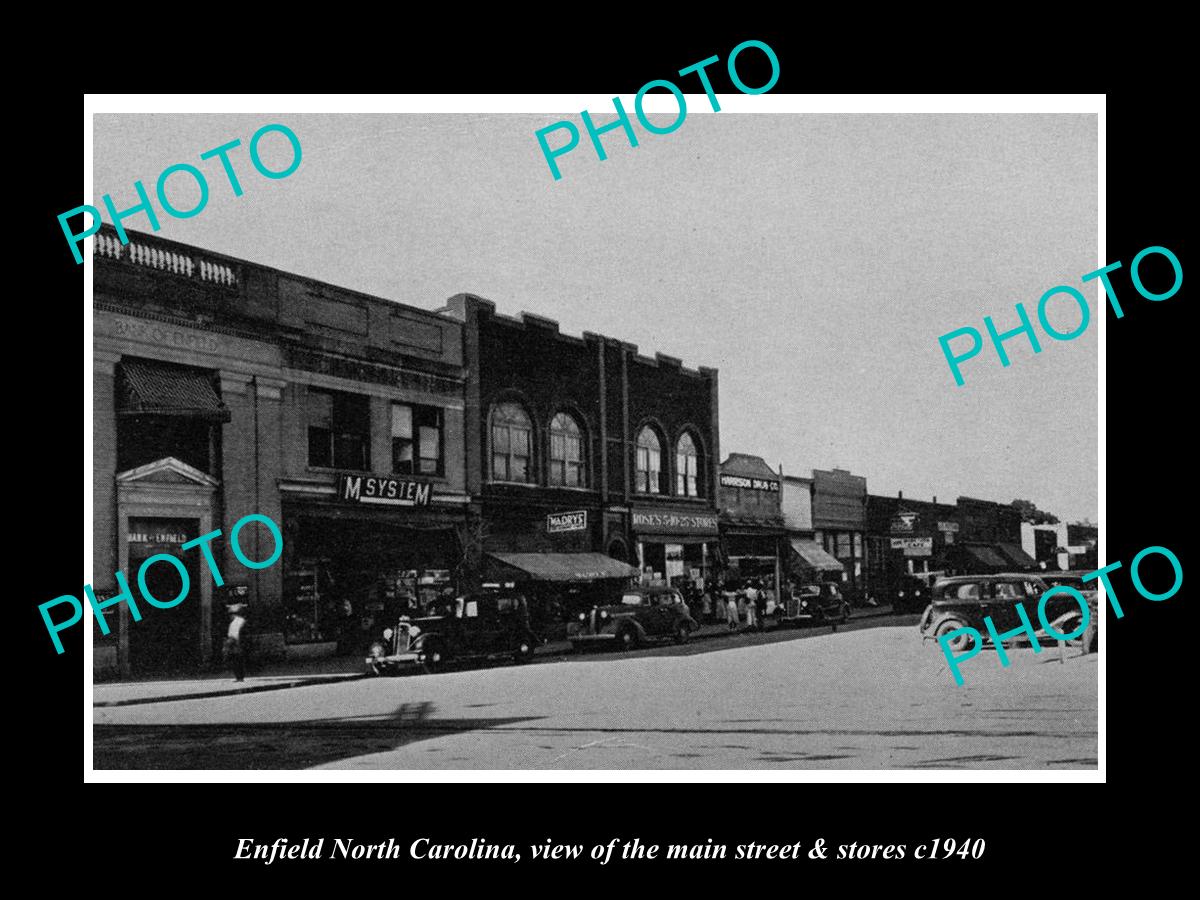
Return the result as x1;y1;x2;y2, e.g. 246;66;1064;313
723;584;740;631
744;582;759;630
224;603;248;682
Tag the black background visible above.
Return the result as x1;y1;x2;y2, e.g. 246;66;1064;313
22;22;1188;890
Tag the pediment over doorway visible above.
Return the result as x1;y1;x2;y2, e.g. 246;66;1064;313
115;456;220;488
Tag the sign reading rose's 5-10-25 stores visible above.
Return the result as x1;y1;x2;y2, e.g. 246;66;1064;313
337;473;432;507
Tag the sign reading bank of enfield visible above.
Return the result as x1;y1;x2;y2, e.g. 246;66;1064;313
338;473;432;507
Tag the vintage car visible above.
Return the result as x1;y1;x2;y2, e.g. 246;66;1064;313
1038;572;1099;654
365;593;538;674
890;574;933;614
775;582;851;627
568;586;698;651
918;573;1090;652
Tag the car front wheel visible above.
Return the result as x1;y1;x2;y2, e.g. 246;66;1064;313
674;622;691;645
421;640;445;673
617;626;638;651
513;636;536;664
934;618;975;653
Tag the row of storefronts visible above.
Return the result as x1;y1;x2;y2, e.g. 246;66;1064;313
91;226;721;675
90;224;1087;676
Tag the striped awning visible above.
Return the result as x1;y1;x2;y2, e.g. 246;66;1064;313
788;539;845;572
119;359;230;421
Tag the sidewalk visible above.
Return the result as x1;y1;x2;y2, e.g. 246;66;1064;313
94;655;367;708
93;606;897;707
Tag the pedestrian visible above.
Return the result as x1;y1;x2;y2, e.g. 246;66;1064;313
723;584;739;630
224;603;248;682
744;582;759;630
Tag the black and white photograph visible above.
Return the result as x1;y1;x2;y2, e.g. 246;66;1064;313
79;97;1109;773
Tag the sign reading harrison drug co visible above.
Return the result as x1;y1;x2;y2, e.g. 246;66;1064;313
337;473;432;507
719;474;780;492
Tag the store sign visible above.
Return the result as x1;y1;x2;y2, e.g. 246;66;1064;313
631;511;719;535
547;510;588;534
337;474;432;507
719;474;779;492
890;537;933;556
891;512;918;533
937;521;960;532
127;529;189;544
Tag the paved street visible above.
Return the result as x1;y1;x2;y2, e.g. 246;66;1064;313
93;622;1097;770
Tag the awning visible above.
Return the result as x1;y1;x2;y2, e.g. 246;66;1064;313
636;534;713;545
119;359;230;421
788;539;844;572
995;542;1038;569
487;552;639;583
958;545;1008;569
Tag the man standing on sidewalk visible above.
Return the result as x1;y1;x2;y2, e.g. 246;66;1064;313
224;603;248;682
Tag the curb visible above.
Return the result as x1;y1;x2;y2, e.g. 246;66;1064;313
94;673;369;708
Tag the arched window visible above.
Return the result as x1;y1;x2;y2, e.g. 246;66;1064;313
549;412;585;487
635;427;663;494
491;402;533;483
675;433;700;497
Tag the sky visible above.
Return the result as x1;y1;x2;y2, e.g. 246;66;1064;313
93;110;1098;523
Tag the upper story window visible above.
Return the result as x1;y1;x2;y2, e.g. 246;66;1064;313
676;433;699;497
549;412;585;487
491;402;533;483
392;403;443;476
308;388;370;470
635;427;663;494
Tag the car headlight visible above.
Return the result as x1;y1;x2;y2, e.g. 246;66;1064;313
800;600;808;608
599;610;609;619
382;628;394;640
898;591;905;598
579;612;587;621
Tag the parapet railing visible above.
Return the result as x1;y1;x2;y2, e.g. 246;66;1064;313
94;226;239;289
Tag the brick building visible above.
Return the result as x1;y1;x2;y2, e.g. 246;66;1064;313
92;226;470;676
440;294;720;614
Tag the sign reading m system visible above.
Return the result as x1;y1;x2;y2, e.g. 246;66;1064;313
338;473;432;507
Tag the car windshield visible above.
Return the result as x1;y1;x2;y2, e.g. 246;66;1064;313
621;594;645;606
825;585;842;599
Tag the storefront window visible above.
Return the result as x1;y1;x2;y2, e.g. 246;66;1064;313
836;533;852;558
392;402;443;476
491;402;533;483
308;388;370;470
635;427;662;494
549;412;585;487
675;433;699;497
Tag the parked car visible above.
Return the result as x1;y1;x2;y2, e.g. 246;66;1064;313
1032;571;1100;655
1040;570;1099;599
365;593;538;674
775;582;851;627
891;574;933;614
568;585;698;651
918;574;1089;652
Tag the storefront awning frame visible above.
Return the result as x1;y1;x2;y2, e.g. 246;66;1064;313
486;552;639;583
